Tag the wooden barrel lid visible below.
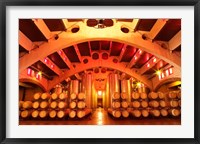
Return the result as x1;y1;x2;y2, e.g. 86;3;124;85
50;101;57;109
51;93;58;100
70;101;76;109
69;110;76;118
141;101;148;108
33;93;41;100
41;93;50;100
32;110;39;118
158;92;165;99
49;110;57;118
21;110;29;118
112;102;120;108
32;101;40;109
140;92;147;99
121;101;128;108
132;92;139;100
122;110;129;118
59;93;66;100
170;100;178;107
141;109;149;117
177;91;181;99
171;109;180;116
77;110;85;118
78;93;85;100
113;92;120;100
159;100;166;108
113;110;121;118
132;101;140;108
58;101;66;109
77;101;86;109
149;100;159;108
132;110;141;117
152;109;160;117
22;101;32;109
121;92;127;100
160;109;168;117
39;110;47;118
19;101;24;109
70;93;77;100
168;91;177;99
40;101;48;109
57;110;65;118
148;92;158;99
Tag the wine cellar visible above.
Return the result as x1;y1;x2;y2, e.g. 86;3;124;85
19;18;181;125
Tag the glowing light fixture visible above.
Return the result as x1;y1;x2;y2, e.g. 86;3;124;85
156;70;161;75
169;68;173;74
147;63;150;68
161;73;165;78
51;64;54;69
98;91;102;96
136;82;142;88
153;58;157;63
44;58;48;63
27;68;32;76
134;56;137;60
165;70;169;76
139;49;142;54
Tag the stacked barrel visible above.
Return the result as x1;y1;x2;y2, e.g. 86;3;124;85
120;92;129;118
49;92;69;119
148;92;162;118
130;92;149;118
69;92;92;119
19;100;33;119
167;90;181;117
108;92;121;118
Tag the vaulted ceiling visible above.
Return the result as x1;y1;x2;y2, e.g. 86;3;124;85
19;19;181;91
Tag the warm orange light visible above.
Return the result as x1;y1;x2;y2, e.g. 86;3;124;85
98;91;102;96
134;56;137;60
169;68;173;74
156;70;161;75
165;70;169;77
161;73;165;78
147;63;150;68
139;49;142;54
153;58;157;63
51;64;54;68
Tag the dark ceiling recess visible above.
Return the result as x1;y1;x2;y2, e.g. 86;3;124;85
154;19;181;41
121;46;137;62
43;19;66;31
92;53;99;60
48;52;69;69
90;41;100;51
67;19;82;22
110;42;124;56
19;45;28;53
63;46;80;63
77;42;91;56
61;80;68;86
70;75;77;80
135;19;157;31
32;61;58;77
19;19;47;42
117;19;133;22
101;41;110;50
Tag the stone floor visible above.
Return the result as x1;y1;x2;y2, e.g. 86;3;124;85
19;108;181;125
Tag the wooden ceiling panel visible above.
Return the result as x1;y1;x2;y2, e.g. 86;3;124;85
117;19;133;22
132;52;153;68
63;46;80;62
101;41;110;50
77;42;91;56
154;19;181;41
110;42;124;56
121;45;137;62
136;19;157;31
91;41;100;51
19;19;47;42
43;19;66;31
48;52;69;69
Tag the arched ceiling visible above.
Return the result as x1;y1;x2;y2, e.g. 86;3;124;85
19;19;181;91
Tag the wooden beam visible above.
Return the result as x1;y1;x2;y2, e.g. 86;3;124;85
168;30;181;51
118;44;127;62
57;50;73;69
74;44;82;63
127;49;144;68
19;30;34;51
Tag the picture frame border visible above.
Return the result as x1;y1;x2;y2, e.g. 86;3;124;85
0;0;199;143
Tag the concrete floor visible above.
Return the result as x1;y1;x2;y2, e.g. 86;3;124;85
19;108;181;125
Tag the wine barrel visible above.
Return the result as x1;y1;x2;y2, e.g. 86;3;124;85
49;110;57;118
150;109;160;117
69;110;76;118
148;92;158;99
112;92;120;100
131;92;140;100
122;110;129;118
77;101;86;109
57;110;65;118
121;101;128;108
170;100;179;108
39;110;47;118
131;110;141;118
78;92;85;100
41;93;50;100
51;93;58;100
70;93;77;100
140;101;148;108
160;109;168;117
112;101;120;109
40;101;48;109
33;92;41;100
22;101;32;109
158;92;165;99
69;101;76;109
121;92;127;100
178;100;181;107
168;109;181;116
21;110;31;118
168;91;177;99
31;110;39;118
112;110;121;118
32;101;40;109
140;92;147;99
58;101;67;109
141;109;149;117
59;93;67;100
159;100;167;108
50;101;57;109
132;101;140;108
149;100;159;108
19;101;24;109
177;91;181;99
77;110;86;118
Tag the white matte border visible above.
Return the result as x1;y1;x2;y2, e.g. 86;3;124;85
6;6;194;138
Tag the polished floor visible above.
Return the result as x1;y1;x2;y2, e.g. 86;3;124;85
20;108;181;125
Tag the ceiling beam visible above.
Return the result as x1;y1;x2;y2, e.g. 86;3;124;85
73;44;82;63
88;41;92;56
139;57;160;75
147;19;168;40
32;19;52;40
127;49;144;68
19;30;34;51
168;30;181;51
57;50;74;69
118;44;127;62
74;73;82;80
40;57;63;76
